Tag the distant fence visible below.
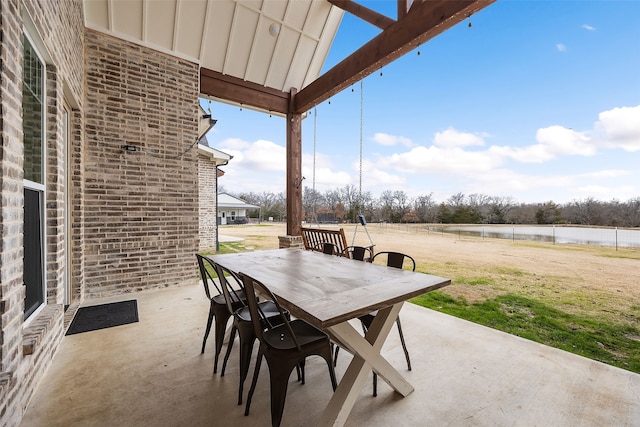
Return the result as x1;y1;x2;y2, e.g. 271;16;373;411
375;223;640;250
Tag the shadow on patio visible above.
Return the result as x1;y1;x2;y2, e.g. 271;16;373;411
21;282;640;426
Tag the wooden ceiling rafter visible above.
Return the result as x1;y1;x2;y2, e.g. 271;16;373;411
198;0;495;116
327;0;395;30
294;0;495;114
200;67;290;115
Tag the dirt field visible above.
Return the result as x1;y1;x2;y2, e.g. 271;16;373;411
219;223;640;325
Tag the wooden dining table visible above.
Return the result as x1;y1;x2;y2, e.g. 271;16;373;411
211;248;451;426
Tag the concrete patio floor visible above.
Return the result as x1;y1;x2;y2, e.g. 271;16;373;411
21;283;640;426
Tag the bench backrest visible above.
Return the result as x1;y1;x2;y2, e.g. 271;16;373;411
301;227;349;257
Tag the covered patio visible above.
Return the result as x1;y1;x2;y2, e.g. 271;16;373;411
21;283;640;426
6;1;639;426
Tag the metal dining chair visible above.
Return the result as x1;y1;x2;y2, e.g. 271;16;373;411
240;272;337;427
195;254;247;374
314;241;342;256
362;251;415;396
347;245;373;262
212;260;288;405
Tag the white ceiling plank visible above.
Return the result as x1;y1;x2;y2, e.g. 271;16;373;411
283;0;312;31
262;0;287;21
266;25;298;91
112;0;143;40
202;0;235;72
84;0;109;29
199;0;213;61
303;6;343;89
225;4;260;79
145;0;176;52
247;16;279;87
285;35;317;92
176;0;208;59
172;0;181;51
141;0;147;42
304;0;335;39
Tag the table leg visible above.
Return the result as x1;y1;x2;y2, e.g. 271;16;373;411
317;302;414;426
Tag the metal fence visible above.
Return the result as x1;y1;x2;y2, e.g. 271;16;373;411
375;223;640;250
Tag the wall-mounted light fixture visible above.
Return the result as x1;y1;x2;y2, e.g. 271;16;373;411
122;144;138;152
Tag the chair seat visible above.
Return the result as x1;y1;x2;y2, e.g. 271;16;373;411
235;300;281;323
213;290;246;306
264;320;328;350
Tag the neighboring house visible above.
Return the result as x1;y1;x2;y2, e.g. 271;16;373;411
218;193;259;225
198;140;232;251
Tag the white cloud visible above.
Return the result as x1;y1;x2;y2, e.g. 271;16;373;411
218;137;250;150
224;139;286;172
582;24;596;31
302;166;352;189
594;105;640;151
556;43;567;52
378;145;501;174
433;127;487;148
372;132;412;147
489;126;594;163
581;169;631;179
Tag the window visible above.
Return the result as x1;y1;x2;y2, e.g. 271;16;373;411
23;33;46;319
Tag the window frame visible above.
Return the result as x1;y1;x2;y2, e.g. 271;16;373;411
22;29;47;322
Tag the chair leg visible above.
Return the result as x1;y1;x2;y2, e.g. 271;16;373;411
322;347;338;391
245;351;263;416
213;307;231;374
201;304;215;354
237;324;256;405
372;372;377;397
299;359;306;385
395;317;412;371
265;358;298;427
332;344;340;367
220;325;237;376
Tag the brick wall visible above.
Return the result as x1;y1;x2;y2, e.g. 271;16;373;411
1;0;84;424
198;152;218;252
83;30;200;298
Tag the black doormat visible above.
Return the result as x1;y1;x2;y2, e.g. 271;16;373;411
66;300;139;335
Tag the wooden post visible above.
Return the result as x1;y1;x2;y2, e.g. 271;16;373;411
286;88;303;237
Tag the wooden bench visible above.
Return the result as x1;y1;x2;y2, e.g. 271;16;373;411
301;227;349;257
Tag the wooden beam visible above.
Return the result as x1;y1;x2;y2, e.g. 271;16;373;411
398;0;408;20
295;0;495;113
199;68;289;115
327;0;395;30
286;88;303;237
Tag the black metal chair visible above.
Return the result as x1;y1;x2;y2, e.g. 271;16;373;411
347;245;373;262
314;241;342;256
212;261;288;405
361;251;415;396
240;272;338;427
195;254;247;374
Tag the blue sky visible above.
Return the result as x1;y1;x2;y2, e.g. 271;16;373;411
202;0;640;204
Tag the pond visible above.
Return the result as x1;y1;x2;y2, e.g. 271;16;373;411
431;225;640;249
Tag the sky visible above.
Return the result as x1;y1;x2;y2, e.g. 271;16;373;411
202;0;640;205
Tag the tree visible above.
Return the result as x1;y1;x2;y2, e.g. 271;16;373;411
414;193;437;223
535;201;563;224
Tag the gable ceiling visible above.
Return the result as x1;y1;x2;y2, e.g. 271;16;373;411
84;0;496;115
83;0;344;94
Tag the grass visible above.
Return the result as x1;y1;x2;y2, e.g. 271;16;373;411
411;292;640;373
411;257;640;374
217;224;640;375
